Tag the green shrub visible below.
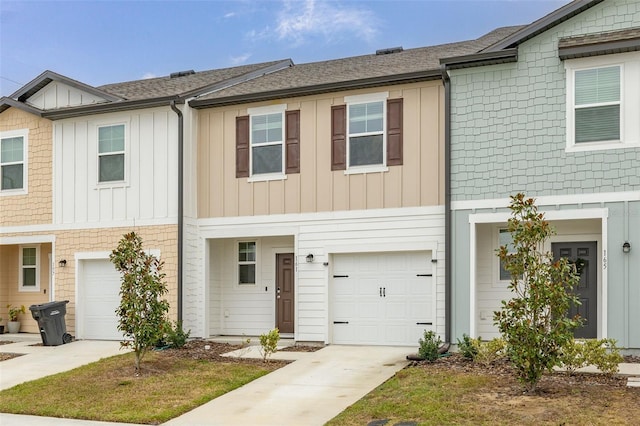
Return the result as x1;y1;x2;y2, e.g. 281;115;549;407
457;334;479;359
418;330;442;362
560;338;622;376
473;338;506;366
259;328;280;362
166;321;191;349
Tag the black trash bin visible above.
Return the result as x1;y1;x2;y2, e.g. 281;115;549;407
29;300;73;346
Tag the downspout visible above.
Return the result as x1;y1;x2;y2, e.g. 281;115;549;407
170;100;184;322
441;65;452;344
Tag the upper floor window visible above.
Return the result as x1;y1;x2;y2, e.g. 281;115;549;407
332;92;403;173
236;105;300;181
20;245;40;291
0;129;28;195
98;124;125;182
565;52;640;152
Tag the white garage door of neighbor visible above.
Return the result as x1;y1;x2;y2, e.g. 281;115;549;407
81;259;123;340
331;251;434;346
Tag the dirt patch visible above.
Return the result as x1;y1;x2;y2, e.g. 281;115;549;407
279;344;324;352
0;353;24;362
0;341;15;346
159;340;290;367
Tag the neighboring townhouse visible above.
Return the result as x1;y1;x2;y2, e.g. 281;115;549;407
443;0;640;349
0;61;291;339
181;27;521;345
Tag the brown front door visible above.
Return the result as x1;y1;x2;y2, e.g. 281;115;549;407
276;253;295;334
552;241;597;338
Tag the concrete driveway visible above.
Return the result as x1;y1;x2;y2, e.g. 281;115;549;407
0;335;411;426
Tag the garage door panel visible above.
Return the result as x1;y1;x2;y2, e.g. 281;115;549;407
81;259;123;340
331;251;434;346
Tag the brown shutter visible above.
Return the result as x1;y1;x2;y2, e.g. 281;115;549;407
236;115;250;178
387;98;403;166
331;105;346;171
285;110;300;174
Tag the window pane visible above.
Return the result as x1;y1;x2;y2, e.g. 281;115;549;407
99;125;125;153
23;268;36;286
239;242;256;262
575;67;620;105
499;230;514;281
252;114;282;144
349;135;383;166
239;264;255;284
1;163;23;190
23;247;36;266
349;102;383;134
1;137;24;163
575;105;620;143
252;145;282;174
99;154;125;182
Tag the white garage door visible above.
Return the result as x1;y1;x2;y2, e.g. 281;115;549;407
80;259;123;340
331;251;434;346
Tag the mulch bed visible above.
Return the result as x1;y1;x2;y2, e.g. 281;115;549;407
279;344;324;352
160;340;290;366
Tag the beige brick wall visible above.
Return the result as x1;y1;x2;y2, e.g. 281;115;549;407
0;108;53;226
1;224;178;336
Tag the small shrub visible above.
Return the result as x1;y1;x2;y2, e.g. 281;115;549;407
561;338;623;376
457;334;479;359
418;330;442;361
473;338;506;366
234;335;252;358
259;328;280;362
166;321;191;349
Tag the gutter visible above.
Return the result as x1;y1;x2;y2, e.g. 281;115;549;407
42;96;185;120
170;100;184;323
441;65;452;344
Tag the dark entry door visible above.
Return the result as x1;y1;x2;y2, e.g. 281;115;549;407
276;253;295;334
552;241;597;338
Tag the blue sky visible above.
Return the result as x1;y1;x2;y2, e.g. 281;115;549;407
0;0;570;97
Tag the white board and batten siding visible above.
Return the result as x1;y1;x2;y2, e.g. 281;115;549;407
53;108;178;226
27;82;110;111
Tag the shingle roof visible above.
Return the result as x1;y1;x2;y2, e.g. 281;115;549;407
190;26;524;107
98;60;291;100
559;27;640;48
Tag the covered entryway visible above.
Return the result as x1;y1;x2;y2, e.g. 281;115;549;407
78;259;122;340
552;241;598;338
331;251;434;346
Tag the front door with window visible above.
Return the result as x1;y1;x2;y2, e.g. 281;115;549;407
276;253;294;334
552;241;597;338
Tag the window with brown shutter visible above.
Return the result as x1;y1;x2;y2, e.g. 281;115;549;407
331;105;346;170
386;98;403;166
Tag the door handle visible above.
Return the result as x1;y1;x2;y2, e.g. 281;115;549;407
379;287;382;297
383;287;386;297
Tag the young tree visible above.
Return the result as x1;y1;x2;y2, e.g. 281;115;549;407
494;194;582;392
110;232;169;374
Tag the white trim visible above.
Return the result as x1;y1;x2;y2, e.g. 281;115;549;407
0;234;55;245
344;92;389;104
247;173;287;183
247;104;287;115
0;217;177;235
344;166;389;175
96;122;128;187
236;240;259;287
467;208;608;339
452;191;640;211
0;128;29;196
325;241;437;255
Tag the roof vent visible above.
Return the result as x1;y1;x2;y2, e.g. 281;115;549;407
170;70;196;78
376;46;403;55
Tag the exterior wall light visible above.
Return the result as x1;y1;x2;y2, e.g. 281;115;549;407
59;259;67;267
306;253;314;263
623;242;631;253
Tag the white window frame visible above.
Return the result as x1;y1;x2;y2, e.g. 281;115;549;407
97;123;127;185
495;227;515;284
565;52;640;152
0;129;28;196
344;92;389;174
247;104;287;182
19;244;40;292
237;240;258;286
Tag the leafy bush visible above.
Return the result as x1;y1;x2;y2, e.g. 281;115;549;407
165;321;191;349
494;194;582;391
259;328;280;362
474;338;507;366
418;330;442;361
457;334;479;359
560;338;623;376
